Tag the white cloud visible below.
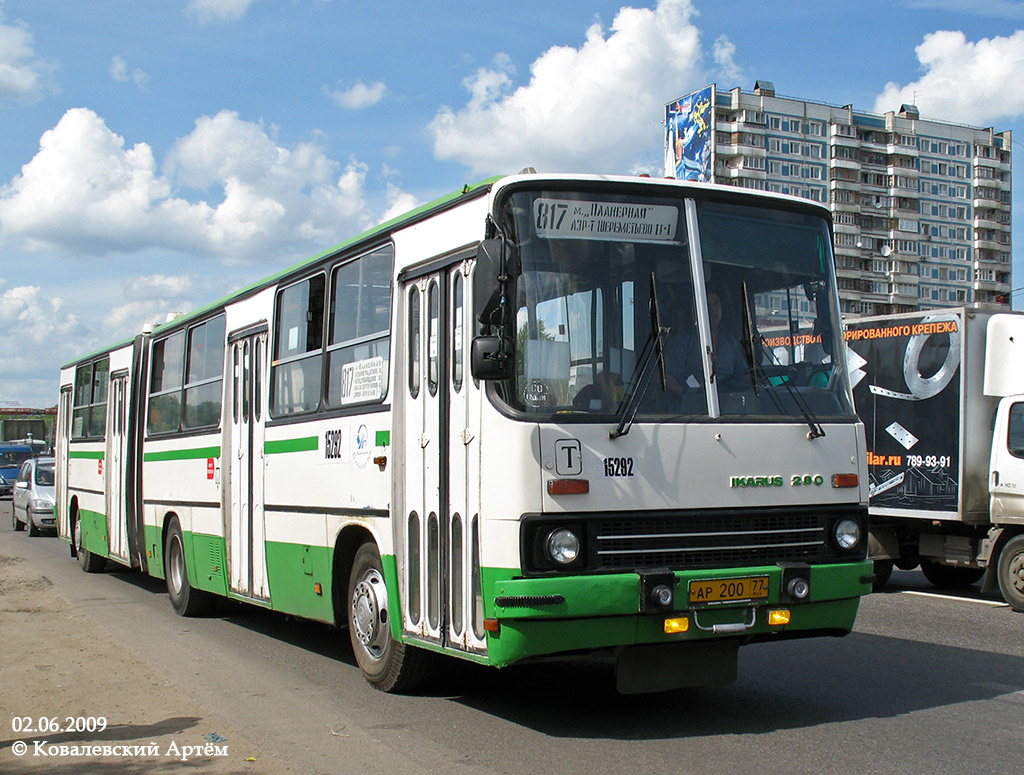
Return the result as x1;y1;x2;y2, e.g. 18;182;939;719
122;274;195;301
185;0;255;25
0;282;84;406
874;29;1024;124
0;107;392;262
712;34;741;86
327;81;388;110
0;10;54;104
109;55;149;89
429;0;706;176
380;182;420;223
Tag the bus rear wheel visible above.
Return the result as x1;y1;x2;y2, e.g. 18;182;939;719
75;514;106;573
347;541;428;693
164;519;211;617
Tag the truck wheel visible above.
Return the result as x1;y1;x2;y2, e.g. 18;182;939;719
347;541;429;693
920;559;984;589
164;519;211;616
996;535;1024;613
872;559;893;591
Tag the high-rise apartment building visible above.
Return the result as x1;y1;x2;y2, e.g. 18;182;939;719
666;82;1012;316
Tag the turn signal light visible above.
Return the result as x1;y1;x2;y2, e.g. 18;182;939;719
832;473;859;488
547;479;589;495
483;618;501;633
664;617;690;634
768;609;792;626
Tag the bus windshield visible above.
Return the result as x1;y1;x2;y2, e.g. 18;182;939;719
498;188;854;421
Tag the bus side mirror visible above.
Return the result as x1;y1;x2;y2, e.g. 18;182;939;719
471;336;515;380
473;238;504;325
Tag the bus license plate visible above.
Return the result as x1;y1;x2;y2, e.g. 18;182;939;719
689;576;770;604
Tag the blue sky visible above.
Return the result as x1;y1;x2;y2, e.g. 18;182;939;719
2;0;1024;407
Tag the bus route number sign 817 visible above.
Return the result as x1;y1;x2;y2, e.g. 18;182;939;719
533;198;679;243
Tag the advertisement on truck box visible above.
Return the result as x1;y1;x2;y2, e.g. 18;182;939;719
845;310;962;514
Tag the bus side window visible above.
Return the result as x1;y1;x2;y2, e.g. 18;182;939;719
271;274;326;416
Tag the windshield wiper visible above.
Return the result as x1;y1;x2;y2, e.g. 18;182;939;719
610;272;668;440
739;281;825;440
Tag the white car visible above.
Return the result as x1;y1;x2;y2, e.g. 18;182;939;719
12;456;56;536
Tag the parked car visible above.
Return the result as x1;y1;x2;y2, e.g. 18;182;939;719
12;456;56;536
0;443;33;497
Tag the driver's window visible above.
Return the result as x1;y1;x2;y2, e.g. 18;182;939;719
1007;403;1024;458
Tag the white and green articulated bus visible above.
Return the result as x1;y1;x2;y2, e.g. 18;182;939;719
57;173;872;693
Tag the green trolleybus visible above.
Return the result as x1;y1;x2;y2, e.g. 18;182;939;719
56;173;872;693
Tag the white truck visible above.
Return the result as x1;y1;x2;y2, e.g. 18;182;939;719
845;307;1024;611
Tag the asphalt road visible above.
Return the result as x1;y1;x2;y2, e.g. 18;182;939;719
2;497;1023;775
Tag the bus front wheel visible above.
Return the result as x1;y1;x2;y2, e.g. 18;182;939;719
347;541;428;693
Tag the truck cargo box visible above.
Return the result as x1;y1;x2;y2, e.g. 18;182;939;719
844;308;997;525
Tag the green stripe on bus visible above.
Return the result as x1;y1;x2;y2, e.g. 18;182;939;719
69;450;105;460
265;436;318;455
143;446;221;462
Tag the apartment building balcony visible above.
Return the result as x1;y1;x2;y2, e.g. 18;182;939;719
973;175;1010;192
973;195;1011;211
974;278;1009;294
888;288;919;304
887;164;919;178
889;185;920;198
974;236;1012;252
831;200;860;214
974;213;1011;230
830;178;860;192
716;143;767;159
887;143;919;158
720;166;767;181
829;157;861;171
974;154;1011;174
716;120;766;136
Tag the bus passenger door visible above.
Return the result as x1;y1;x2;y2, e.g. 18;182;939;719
56;386;72;538
106;371;131;562
401;260;482;653
446;265;486;652
227;330;269;601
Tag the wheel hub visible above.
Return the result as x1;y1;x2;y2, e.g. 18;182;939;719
1010;551;1024;594
351;569;389;659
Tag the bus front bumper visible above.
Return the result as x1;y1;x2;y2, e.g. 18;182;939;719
482;560;872;668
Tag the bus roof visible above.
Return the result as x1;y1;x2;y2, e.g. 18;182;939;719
62;172;832;370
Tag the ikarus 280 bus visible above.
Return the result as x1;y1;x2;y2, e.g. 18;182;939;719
56;173;872;693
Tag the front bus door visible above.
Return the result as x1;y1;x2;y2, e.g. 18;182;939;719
227;326;269;600
400;258;486;654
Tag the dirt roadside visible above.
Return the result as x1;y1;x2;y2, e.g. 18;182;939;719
0;540;287;774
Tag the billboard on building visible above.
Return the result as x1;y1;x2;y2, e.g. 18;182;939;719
665;84;715;182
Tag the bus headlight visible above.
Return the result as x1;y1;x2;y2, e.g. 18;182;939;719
834;518;861;551
545;528;581;565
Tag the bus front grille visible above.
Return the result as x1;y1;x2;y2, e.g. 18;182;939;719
521;506;866;575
